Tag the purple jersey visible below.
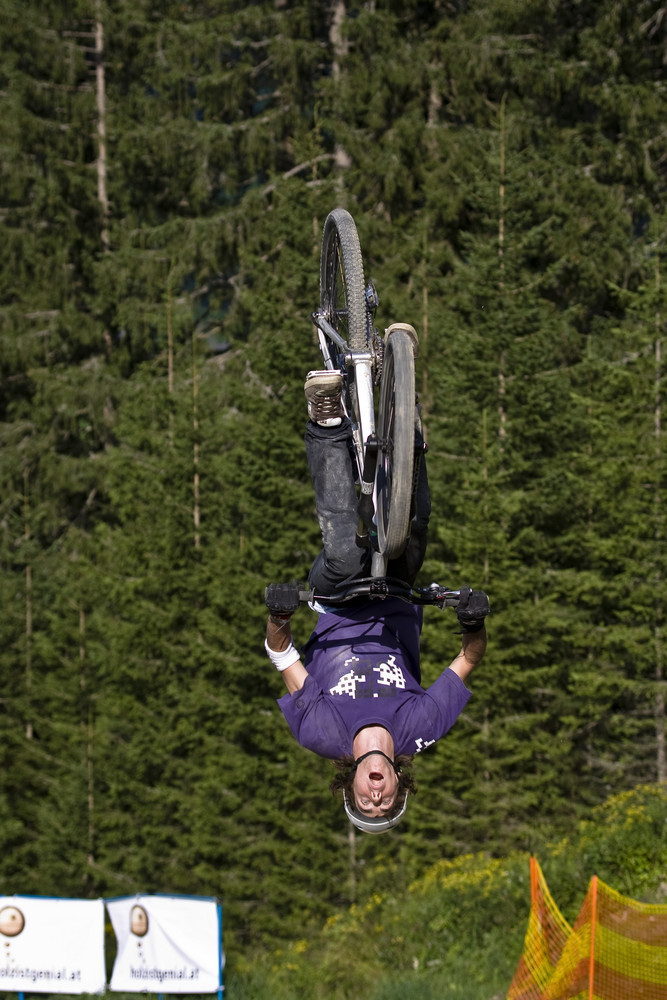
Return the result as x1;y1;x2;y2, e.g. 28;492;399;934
278;599;470;758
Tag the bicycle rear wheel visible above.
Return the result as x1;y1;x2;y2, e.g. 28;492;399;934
376;329;415;560
320;208;368;353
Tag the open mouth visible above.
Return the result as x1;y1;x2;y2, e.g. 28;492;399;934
369;771;384;781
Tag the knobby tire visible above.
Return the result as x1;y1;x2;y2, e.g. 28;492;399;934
319;209;369;478
320;208;368;354
376;329;415;560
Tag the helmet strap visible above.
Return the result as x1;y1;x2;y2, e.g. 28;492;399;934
352;749;401;775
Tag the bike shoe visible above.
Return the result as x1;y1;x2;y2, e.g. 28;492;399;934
304;370;344;427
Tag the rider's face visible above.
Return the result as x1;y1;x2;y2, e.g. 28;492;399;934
351;751;399;817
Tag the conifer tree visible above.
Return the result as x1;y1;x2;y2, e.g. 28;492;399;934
1;0;667;952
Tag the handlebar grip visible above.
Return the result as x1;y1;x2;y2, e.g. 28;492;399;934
441;594;461;608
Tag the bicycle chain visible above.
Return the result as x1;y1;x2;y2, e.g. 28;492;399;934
372;329;384;386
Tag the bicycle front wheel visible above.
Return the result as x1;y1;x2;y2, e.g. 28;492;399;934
320;208;368;352
376;329;416;560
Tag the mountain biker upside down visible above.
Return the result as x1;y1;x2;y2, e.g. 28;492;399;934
264;364;490;834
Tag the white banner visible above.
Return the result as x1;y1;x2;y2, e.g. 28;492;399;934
107;894;223;994
0;896;105;994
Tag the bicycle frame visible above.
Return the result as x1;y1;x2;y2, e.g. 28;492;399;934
312;310;376;482
313;309;387;575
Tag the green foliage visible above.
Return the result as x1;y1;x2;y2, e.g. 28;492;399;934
1;0;667;991
233;784;667;1000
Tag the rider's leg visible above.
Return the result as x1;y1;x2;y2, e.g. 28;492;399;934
305;418;370;594
386;408;431;586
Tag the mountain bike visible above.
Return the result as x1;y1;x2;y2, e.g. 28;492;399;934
312;207;423;576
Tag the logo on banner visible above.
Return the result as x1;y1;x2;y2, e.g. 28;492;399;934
0;897;105;995
107;895;223;994
0;907;25;938
130;906;149;937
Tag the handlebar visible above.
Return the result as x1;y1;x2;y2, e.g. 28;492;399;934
298;577;461;610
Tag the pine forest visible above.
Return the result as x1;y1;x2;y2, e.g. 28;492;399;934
1;0;666;996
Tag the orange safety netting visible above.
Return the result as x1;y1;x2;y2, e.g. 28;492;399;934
507;857;667;1000
506;856;572;1000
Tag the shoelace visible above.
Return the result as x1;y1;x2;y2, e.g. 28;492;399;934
310;389;342;420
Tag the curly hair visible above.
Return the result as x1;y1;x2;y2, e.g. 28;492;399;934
329;755;417;820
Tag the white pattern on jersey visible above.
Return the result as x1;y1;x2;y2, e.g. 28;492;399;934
414;736;436;753
329;656;366;698
373;655;405;689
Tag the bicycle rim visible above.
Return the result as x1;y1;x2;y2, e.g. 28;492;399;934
320;208;368;353
376;330;415;560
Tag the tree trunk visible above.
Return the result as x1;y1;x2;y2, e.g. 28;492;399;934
95;4;109;252
498;95;506;451
24;469;33;741
79;606;95;869
193;333;201;551
655;269;665;782
348;823;356;903
167;275;175;448
330;0;351;173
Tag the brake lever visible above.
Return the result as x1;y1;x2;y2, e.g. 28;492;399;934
421;584;460;609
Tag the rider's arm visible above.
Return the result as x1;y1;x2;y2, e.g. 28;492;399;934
447;625;487;683
266;615;309;694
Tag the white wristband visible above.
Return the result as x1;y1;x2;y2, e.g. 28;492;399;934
264;639;300;672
